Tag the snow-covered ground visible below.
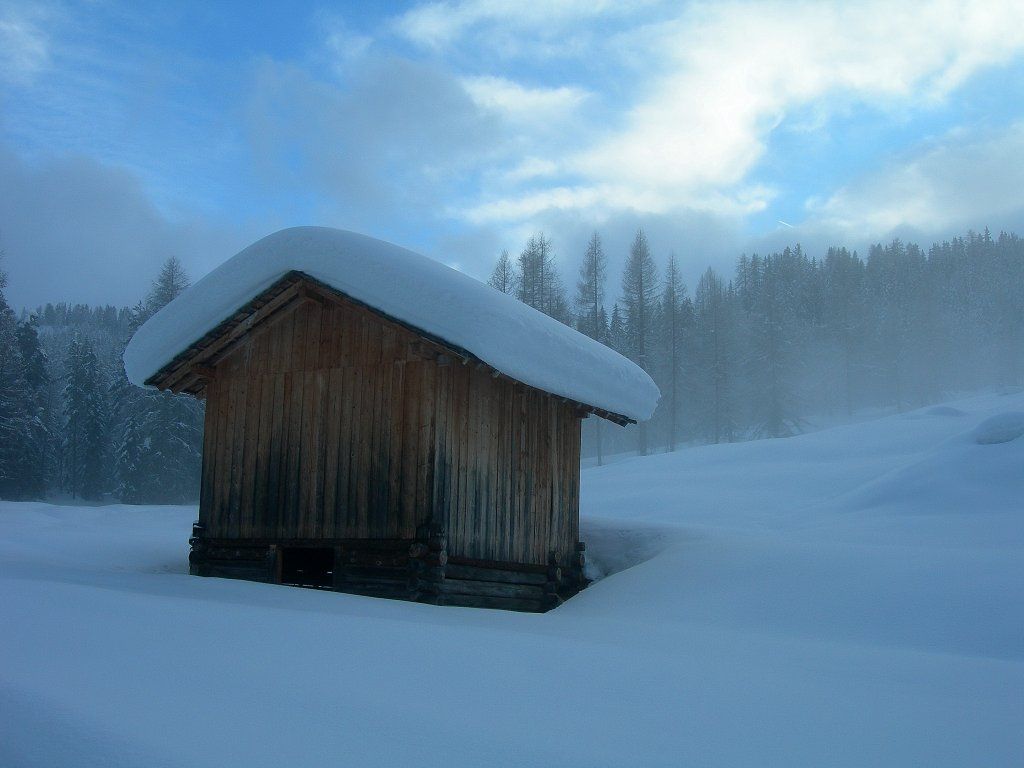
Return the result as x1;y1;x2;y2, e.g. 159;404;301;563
2;392;1022;767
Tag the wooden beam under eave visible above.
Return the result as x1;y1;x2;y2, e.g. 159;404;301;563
152;283;304;392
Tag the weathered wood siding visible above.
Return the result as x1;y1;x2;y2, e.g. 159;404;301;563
198;288;582;568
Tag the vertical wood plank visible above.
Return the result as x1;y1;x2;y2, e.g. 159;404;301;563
475;368;491;560
239;370;262;539
400;361;419;534
431;363;451;534
198;377;219;527
388;357;406;535
374;325;395;537
415;362;436;539
322;366;342;538
338;361;356;536
352;314;370;536
456;365;472;558
284;368;304;536
252;372;273;537
226;360;248;541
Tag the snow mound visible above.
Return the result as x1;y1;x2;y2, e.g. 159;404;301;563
926;405;966;417
973;412;1024;445
837;409;1024;516
124;227;659;422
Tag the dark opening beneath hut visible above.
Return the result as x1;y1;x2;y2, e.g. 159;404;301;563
279;547;335;589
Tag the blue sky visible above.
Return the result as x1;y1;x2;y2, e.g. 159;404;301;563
2;0;1024;309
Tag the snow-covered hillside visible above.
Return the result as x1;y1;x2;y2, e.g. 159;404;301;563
2;392;1022;767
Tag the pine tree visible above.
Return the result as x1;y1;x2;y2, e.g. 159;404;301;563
62;335;108;499
13;317;51;497
516;233;570;323
0;265;42;499
145;256;190;318
574;232;608;343
620;229;659;455
745;248;803;438
114;262;204;503
574;232;609;464
117;386;202;504
693;268;736;444
822;247;865;415
488;250;515;294
608;303;626;353
657;254;692;451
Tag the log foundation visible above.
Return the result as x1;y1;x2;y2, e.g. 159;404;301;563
188;521;587;612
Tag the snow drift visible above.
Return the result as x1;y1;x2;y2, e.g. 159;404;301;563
2;392;1022;767
123;227;660;422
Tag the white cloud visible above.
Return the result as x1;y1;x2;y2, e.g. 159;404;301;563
319;13;374;70
464;181;773;225
502;157;560;183
406;0;1024;226
810;122;1024;234
461;75;588;125
393;0;650;52
571;0;1024;207
0;4;51;84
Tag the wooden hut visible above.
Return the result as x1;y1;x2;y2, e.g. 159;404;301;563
125;228;659;611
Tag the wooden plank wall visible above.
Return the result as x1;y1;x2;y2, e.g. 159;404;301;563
433;365;581;568
198;287;582;569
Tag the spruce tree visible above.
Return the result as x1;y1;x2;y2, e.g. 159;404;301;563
658;254;692;451
744;248;803;438
62;335;108;499
822;247;866;415
113;259;204;503
608;303;626;353
0;266;41;499
620;229;659;455
693;268;736;444
13;317;51;497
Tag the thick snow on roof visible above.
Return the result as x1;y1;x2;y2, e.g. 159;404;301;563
124;227;660;421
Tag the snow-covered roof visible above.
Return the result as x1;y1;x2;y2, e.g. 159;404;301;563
124;227;660;422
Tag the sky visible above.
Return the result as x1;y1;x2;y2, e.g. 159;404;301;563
2;0;1024;310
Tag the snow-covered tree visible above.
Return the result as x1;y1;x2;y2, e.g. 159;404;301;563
113;261;204;503
0;265;44;499
13;316;51;497
62;335;109;499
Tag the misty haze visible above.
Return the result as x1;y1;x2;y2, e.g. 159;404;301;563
1;2;1022;767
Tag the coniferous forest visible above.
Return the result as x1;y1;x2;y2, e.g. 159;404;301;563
0;258;203;503
0;225;1021;501
492;227;1024;463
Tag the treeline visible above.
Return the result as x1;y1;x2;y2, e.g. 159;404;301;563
0;258;204;502
489;228;1024;461
1;225;1021;501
